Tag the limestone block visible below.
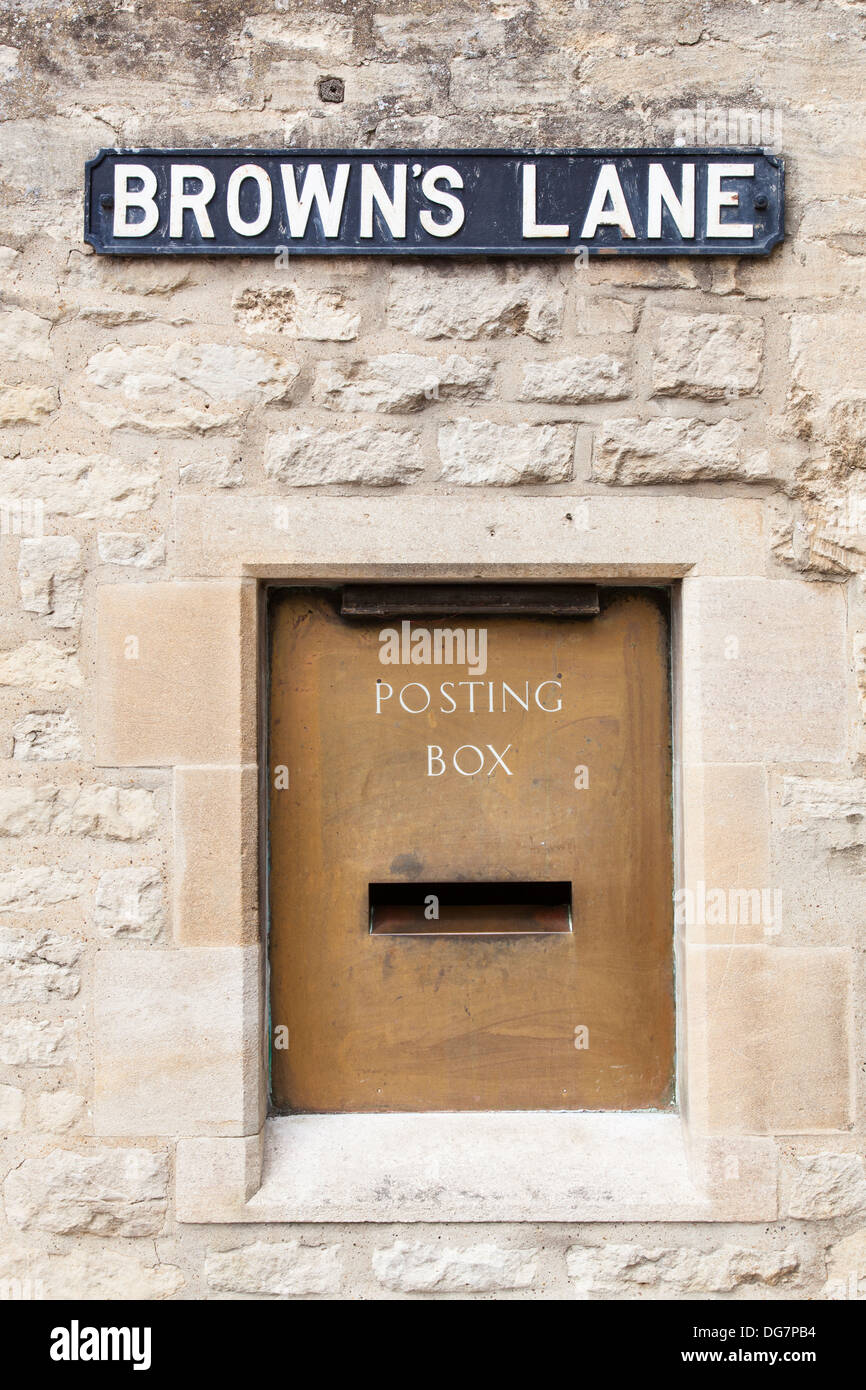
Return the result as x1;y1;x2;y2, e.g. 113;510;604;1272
593;417;769;484
178;456;244;488
18;537;83;628
770;775;866;944
681;579;847;764
518;354;630;403
788;313;866;457
0;1082;24;1131
0;640;82;691
312;353;494;413
233;285;359;340
95;581;256;767
2;1147;169;1236
372;1240;537;1294
93;868;164;941
206;1240;343;1296
387;263;564;341
0;384;58;424
438;420;574;484
681;764;771;944
0;453;159;520
0;1018;75;1066
97;532;166;568
788;1155;866;1220
0;306;51;362
36;1090;85;1132
824;1228;866;1299
93;947;262;1137
574;297;639;335
0;784;156;840
11;711;82;760
81;342;300;434
0;866;82;911
686;945;851;1133
0;926;81;1003
650;312;764;399
174;766;258;946
0;1243;184;1300
266;425;423;486
566;1243;798;1296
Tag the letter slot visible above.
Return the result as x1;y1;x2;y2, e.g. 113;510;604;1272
369;880;573;935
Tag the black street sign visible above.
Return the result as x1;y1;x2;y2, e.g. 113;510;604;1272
84;147;784;257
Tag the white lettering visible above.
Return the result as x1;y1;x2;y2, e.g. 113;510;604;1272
113;163;159;238
281;162;350;238
226;163;272;236
647;163;695;239
522;163;569;238
360;163;407;239
169;164;216;239
706;163;754;238
419;165;465;237
581;163;636;239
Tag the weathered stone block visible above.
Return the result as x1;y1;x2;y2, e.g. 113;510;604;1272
0;926;81;1003
266;425;423;486
372;1240;537;1294
387;264;564;341
81;342;300;434
0;1083;24;1131
0;1018;75;1066
0;866;82;911
518;353;629;403
0;306;51;362
0;384;58;424
0;453;159;520
593;417;769;484
11;710;81;761
206;1240;343;1296
97;532;166;568
788;1155;866;1220
36;1089;85;1132
650;312;764;399
438;419;574;484
93;868;164;941
18;537;83;629
0;640;82;692
313;353;494;413
566;1243;798;1296
3;1147;169;1236
234;284;359;340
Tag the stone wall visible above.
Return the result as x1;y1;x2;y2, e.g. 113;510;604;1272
0;0;865;1300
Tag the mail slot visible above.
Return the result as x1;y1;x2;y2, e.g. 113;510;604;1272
268;585;674;1113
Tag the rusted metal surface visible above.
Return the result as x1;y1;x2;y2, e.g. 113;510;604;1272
341;583;600;618
269;587;675;1113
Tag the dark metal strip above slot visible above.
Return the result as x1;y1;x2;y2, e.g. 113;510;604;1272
341;584;600;618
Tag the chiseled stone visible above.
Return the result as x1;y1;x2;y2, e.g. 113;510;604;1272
0;306;52;362
0;1083;24;1132
788;312;866;458
593;417;769;484
438;419;574;485
0;452;159;520
97;532;166;568
0;1243;184;1300
574;297;638;335
95;580;256;768
0;784;156;841
0;926;82;1003
174;766;258;946
11;710;82;761
650;312;764;399
823;1228;866;1300
0;384;58;424
387;263;564;341
788;1155;866;1220
518;353;630;403
0;639;82;692
372;1240;537;1294
206;1240;343;1296
94;946;261;1137
313;352;494;413
266;424;424;486
36;1089;85;1132
0;866;82;911
233;284;360;340
0;1018;75;1066
93;868;164;940
18;536;84;628
178;456;244;488
566;1243;798;1296
81;342;300;434
2;1147;169;1236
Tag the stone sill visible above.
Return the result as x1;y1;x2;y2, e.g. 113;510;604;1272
176;1112;779;1224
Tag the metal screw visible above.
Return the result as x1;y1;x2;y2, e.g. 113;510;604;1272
318;75;344;103
100;193;114;210
754;193;769;210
